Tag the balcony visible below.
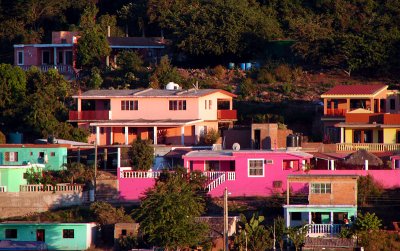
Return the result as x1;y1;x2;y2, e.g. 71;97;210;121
337;143;400;152
18;64;74;74
217;109;237;120
308;224;342;237
325;108;346;117
69;110;111;121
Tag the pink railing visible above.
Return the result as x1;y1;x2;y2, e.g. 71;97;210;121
69;110;111;120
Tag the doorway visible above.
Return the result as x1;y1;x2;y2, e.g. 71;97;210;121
36;229;45;242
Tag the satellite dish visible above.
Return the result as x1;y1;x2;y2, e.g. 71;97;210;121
232;143;240;151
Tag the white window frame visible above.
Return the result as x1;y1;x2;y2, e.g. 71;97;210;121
310;183;332;194
9;152;18;162
17;51;24;65
248;158;264;177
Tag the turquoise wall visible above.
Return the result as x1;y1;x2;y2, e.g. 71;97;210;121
0;146;67;171
0;223;95;250
0;167;30;192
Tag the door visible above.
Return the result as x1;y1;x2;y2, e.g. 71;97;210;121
36;229;45;242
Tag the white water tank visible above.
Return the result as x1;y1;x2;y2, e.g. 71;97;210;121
165;82;180;90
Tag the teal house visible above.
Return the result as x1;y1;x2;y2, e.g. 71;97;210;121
0;144;69;171
0;164;44;192
284;174;358;237
0;222;96;250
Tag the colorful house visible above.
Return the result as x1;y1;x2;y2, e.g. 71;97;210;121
0;144;68;171
118;149;313;200
13;31;169;79
0;222;96;251
0;163;44;192
320;84;400;143
68;86;237;146
334;109;400;152
283;174;358;237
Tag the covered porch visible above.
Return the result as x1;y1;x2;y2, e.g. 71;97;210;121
90;119;204;146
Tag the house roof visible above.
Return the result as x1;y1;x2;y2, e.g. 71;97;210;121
321;84;387;96
343;149;383;166
73;88;237;99
90;119;203;127
107;37;168;48
184;149;313;159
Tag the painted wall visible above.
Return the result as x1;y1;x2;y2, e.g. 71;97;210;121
0;166;35;192
345;128;353;143
118;168;157;200
0;223;95;250
0;145;68;171
384;128;397;144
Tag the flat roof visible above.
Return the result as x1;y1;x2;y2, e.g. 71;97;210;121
90;119;203;127
73;88;237;98
0;144;70;148
184;149;313;158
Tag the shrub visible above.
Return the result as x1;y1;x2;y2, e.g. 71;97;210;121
128;138;154;171
257;68;275;83
281;82;293;95
212;65;226;80
239;78;256;98
358;175;383;206
201;128;220;145
274;64;292;82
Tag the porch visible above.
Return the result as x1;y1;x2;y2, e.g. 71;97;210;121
337;143;400;152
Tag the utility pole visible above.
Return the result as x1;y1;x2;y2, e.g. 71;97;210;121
223;188;229;251
94;141;98;201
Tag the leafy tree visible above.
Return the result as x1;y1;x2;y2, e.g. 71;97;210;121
274;216;286;251
90;201;133;226
234;213;273;251
239;78;256;99
149;55;182;89
66;162;93;184
358;174;383;206
117;50;144;74
128;138;154;171
200;128;220;145
287;225;309;251
354;212;382;232
86;67;103;89
137;171;208;250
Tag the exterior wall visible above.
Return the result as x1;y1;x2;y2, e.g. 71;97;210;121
198;92;233;121
118;169;157;200
344;128;353;143
0;223;95;250
0;167;32;192
0;145;68;171
308;180;356;206
386;91;400;113
384;128;397;144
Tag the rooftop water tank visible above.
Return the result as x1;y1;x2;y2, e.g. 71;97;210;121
165;82;181;90
8;132;23;144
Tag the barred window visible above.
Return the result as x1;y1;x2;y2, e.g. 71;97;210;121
248;159;264;177
311;183;331;194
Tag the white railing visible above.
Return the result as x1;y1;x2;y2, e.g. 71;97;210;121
203;171;236;181
18;65;74;74
20;183;83;192
337;143;400;152
207;173;226;192
0;186;6;192
308;224;342;235
121;171;162;179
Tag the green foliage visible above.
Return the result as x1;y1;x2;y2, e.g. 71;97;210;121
281;83;293;95
65;162;94;184
354;212;382;232
274;216;286;251
24;167;43;185
274;64;292;82
117;234;139;251
234;213;273;251
149;55;182;89
90;201;133;226
86;67;103;89
128;138;154;171
257;68;275;84
357;230;400;251
287;225;309;251
137;170;208;250
358;174;383;206
212;65;226;80
239;78;256;98
200;128;220;145
117;50;144;74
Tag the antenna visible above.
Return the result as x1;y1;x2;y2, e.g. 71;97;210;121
232;143;240;151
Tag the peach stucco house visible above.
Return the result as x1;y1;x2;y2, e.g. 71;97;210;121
68;84;237;146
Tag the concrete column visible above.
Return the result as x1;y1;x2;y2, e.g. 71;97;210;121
229;100;232;110
301;160;306;170
96;127;100;145
124;126;129;145
109;127;113;145
365;159;369;171
378;99;381;113
77;98;81;112
53;47;57;67
286;181;290;205
346;99;350;112
370;98;374;112
330;211;334;224
308;211;312;224
323;99;328;115
117;147;121;168
153;126;158;145
340;127;344;143
330;160;335;170
181;126;185;145
285;209;290;228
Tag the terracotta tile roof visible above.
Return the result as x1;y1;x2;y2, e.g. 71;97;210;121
322;84;387;95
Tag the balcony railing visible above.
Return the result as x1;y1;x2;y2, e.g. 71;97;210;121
20;183;83;192
337;143;400;152
121;171;162;179
217;110;237;120
325;108;346;117
203;171;236;181
309;224;342;236
69;110;111;121
18;64;74;74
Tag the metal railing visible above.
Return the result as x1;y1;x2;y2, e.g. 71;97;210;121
337;143;400;152
207;173;226;192
20;183;83;192
309;224;342;235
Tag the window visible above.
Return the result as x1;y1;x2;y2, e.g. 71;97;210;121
121;100;138;110
65;51;73;65
390;99;396;110
121;229;127;236
5;229;17;238
100;128;105;134
62;229;74;238
248;159;264;177
89;126;96;134
265;160;273;164
169;100;186;110
209;100;212;110
311;183;331;194
17;51;24;65
42;51;50;64
5;152;18;162
50;152;55;157
291;212;302;221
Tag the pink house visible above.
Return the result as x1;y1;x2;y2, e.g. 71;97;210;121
118;149;313;200
69;85;237;146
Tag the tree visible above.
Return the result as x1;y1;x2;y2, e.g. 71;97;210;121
287;225;309;251
137;171;208;250
77;4;111;68
234;213;273;251
274;216;286;251
117;50;144;74
66;162;93;184
354;212;383;248
358;174;383;206
128;138;154;171
149;55;182;89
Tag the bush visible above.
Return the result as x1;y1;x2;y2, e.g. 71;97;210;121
281;82;293;95
239;78;256;98
358;175;383;206
212;65;226;80
257;68;275;84
201;128;220;145
274;64;292;82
